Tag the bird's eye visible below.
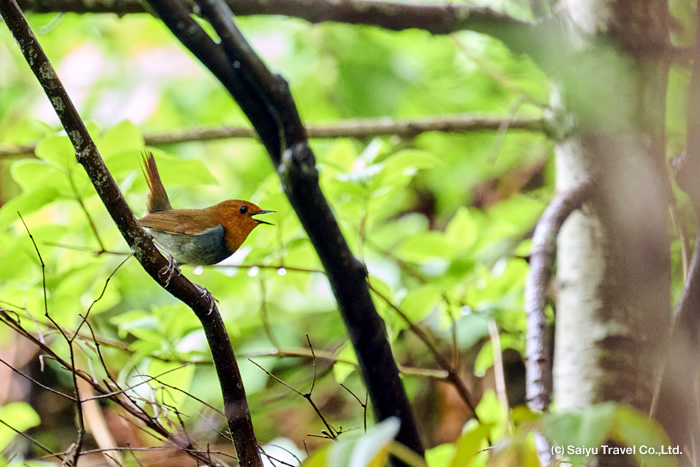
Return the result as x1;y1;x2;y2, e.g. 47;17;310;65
239;205;248;214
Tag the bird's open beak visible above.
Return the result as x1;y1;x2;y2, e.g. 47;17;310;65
252;210;275;225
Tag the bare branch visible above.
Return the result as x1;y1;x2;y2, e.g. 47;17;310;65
143;0;425;460
16;0;532;36
524;179;592;412
0;357;75;401
0;418;64;461
0;115;543;158
248;358;338;440
0;2;258;463
18;213;87;463
524;179;592;467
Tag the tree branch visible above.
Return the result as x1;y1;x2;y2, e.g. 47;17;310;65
144;0;425;462
0;115;544;158
17;0;532;35
524;179;592;467
525;179;592;412
0;2;260;466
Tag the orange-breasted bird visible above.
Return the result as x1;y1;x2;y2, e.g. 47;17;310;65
138;152;274;266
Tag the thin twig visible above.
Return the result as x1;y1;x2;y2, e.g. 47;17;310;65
367;282;480;418
0;418;64;461
340;383;368;432
73;255;132;340
69;171;106;253
0;307;222;465
18;213;87;463
248;358;338;440
83;363;195;402
258;279;280;348
487;320;510;422
0;357;75;401
0;2;259;462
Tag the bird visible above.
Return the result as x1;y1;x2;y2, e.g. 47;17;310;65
138;152;274;266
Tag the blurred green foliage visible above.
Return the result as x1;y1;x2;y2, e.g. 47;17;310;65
0;3;640;466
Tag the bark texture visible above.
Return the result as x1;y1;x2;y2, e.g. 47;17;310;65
554;0;671;464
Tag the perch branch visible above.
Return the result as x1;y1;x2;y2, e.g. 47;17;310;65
144;0;425;462
0;2;260;465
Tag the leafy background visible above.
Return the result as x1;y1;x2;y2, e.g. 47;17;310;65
0;1;682;465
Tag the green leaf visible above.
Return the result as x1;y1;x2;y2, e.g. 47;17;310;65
34;135;75;170
329;417;400;467
445;207;478;253
486;195;544;233
152;304;200;339
302;446;329;467
610;405;676;467
0;402;40;452
542;403;617;466
375;149;441;188
395;232;454;263
10;160;71;197
333;342;358;384
110;310;157;339
100;120;144;156
451;421;489;466
0;186;60;227
452;313;490;350
426;444;456;467
399;285;442;322
541;404;674;467
302;418;403;467
488;430;540;467
475;390;507;440
471;259;529;311
148;359;196;408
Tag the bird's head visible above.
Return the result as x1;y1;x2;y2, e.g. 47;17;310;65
213;200;275;253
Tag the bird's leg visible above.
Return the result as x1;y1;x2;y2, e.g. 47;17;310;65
158;253;180;287
194;284;220;315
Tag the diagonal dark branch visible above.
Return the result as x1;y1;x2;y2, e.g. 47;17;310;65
0;2;260;465
144;0;424;462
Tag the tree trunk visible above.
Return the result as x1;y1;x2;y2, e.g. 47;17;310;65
553;0;671;464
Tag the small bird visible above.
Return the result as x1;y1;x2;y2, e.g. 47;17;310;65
138;152;274;266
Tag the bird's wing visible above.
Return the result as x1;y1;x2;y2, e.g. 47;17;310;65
138;209;220;235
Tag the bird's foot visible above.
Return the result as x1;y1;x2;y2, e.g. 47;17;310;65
158;254;180;287
195;284;219;315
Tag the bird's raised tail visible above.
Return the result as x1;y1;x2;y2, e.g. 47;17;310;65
141;151;172;213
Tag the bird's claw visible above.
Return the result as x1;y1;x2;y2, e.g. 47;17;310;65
158;253;180;287
195;284;219;315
